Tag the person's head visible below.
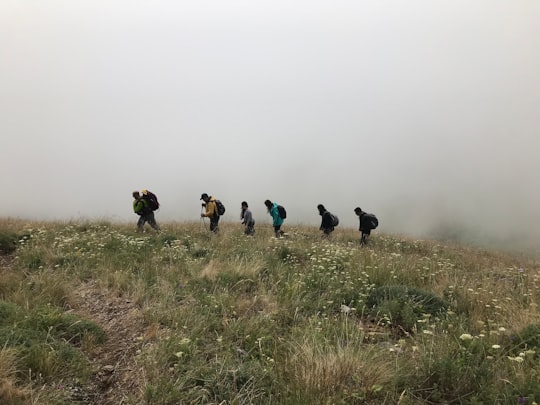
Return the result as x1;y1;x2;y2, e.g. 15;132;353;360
200;193;209;203
264;200;272;210
241;201;248;210
354;207;363;216
132;191;140;199
317;204;326;215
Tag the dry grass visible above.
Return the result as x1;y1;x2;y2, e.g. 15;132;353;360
288;337;396;398
0;348;28;403
2;219;540;403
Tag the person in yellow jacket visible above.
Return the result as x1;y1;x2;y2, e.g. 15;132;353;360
200;193;220;233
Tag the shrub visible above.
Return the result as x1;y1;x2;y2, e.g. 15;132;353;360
0;301;22;323
0;231;19;255
412;350;493;402
514;322;540;353
366;285;448;332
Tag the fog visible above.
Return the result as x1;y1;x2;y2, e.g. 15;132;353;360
1;1;539;250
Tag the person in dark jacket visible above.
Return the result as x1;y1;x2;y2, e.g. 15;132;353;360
132;190;160;232
354;207;374;245
241;201;255;236
264;199;284;238
318;204;336;237
200;193;220;233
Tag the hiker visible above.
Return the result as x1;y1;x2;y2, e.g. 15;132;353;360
354;207;378;245
264;199;285;238
132;190;160;232
241;201;255;236
318;204;338;237
200;193;220;233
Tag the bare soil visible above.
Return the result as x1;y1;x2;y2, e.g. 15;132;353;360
73;281;147;405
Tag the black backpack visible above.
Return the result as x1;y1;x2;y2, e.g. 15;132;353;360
330;213;339;227
364;213;378;230
143;191;160;211
215;200;226;216
277;205;287;219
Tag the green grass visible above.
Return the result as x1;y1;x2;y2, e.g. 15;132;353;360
0;218;540;403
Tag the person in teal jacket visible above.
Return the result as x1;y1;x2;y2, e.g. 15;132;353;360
264;199;285;238
132;191;160;232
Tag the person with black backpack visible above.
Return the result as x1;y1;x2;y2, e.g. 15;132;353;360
200;193;223;233
132;190;160;232
354;207;378;245
317;204;338;237
264;199;285;238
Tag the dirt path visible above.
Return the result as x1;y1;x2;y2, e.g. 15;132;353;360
73;281;148;405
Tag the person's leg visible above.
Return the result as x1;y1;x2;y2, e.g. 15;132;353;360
137;216;145;232
210;217;220;233
361;229;370;245
274;225;281;237
147;212;160;232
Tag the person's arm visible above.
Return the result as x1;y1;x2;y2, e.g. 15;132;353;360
244;210;252;225
269;206;276;225
271;206;281;226
322;212;331;229
133;200;145;214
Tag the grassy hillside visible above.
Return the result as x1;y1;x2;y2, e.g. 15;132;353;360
1;218;540;404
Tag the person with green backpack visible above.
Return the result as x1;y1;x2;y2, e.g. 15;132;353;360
132;190;160;232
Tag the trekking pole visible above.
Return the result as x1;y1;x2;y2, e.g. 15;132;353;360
200;204;208;230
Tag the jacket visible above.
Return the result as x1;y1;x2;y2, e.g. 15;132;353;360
269;203;284;227
320;211;334;231
133;198;148;215
203;197;218;219
359;213;372;231
241;209;255;226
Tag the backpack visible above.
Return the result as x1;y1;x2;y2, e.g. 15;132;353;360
364;213;378;230
330;213;339;227
215;200;226;216
277;205;287;219
143;191;160;211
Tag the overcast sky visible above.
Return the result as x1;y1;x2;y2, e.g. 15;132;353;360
1;1;539;248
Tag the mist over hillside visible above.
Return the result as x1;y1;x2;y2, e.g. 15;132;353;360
1;0;539;252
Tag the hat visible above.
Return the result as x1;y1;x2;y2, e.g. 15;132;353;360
142;189;148;195
200;193;209;200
